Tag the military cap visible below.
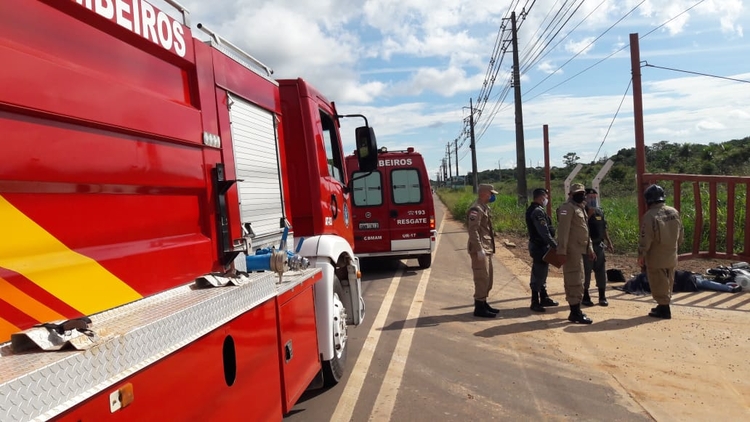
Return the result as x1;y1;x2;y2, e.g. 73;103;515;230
585;188;598;195
569;183;585;194
478;184;498;194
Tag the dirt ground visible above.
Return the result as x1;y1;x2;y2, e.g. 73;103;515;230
489;232;750;420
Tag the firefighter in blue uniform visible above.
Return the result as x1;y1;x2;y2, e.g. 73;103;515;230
525;188;560;312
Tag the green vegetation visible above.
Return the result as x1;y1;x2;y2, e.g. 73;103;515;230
438;136;750;256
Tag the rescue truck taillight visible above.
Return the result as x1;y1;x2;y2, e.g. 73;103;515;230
430;216;435;229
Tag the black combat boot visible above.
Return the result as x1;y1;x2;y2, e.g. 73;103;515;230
581;291;595;307
539;288;559;307
598;288;608;306
567;304;593;324
529;291;545;313
648;304;671;319
485;301;500;314
474;300;497;318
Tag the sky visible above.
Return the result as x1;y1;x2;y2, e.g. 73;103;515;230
159;0;750;180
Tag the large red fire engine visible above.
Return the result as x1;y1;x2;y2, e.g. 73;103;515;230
0;1;378;421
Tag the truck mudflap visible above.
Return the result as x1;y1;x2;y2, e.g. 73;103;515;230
0;268;321;422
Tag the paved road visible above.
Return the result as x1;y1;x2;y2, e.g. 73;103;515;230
285;196;654;422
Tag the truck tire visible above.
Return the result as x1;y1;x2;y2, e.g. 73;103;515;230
323;276;348;385
417;254;432;269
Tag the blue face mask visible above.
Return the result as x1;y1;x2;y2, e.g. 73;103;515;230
489;194;496;203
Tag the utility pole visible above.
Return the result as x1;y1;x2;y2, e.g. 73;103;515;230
442;158;448;185
631;33;647;217
446;143;452;182
454;138;459;181
498;160;502;181
469;98;478;194
511;11;527;205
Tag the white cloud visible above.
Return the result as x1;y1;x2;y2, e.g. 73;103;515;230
565;37;596;55
148;0;749;172
537;61;559;74
393;66;485;97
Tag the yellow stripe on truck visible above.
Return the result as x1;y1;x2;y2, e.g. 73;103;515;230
0;195;142;315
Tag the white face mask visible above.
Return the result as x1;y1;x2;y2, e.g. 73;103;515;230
542;198;549;207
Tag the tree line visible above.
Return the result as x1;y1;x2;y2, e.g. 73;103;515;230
467;136;750;197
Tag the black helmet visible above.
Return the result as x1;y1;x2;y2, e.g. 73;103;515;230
644;184;665;205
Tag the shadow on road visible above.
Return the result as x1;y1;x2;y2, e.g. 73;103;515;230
378;306;573;332
473;318;570;337
563;315;659;333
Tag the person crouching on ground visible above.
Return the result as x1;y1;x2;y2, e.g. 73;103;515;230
467;184;499;318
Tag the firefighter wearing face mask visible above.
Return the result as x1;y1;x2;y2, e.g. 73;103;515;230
582;188;614;307
467;184;499;318
556;183;595;324
525;188;559;312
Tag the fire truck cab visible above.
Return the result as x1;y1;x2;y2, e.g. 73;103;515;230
346;147;437;269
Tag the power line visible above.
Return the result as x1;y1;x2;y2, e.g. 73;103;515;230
642;62;750;84
521;0;607;75
474;0;586;144
593;78;632;162
524;0;708;102
525;0;646;96
520;0;585;75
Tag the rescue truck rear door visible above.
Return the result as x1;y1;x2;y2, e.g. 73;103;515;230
351;169;391;252
387;164;430;252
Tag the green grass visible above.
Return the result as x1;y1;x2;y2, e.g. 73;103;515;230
437;182;748;256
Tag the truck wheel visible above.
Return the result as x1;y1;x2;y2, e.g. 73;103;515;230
323;276;348;385
417;254;432;269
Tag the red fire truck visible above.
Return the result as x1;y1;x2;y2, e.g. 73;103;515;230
0;1;377;421
346;147;436;269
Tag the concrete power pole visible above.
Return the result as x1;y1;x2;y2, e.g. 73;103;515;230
447;143;452;182
511;11;528;205
454;138;459;182
442;159;448;185
469;98;478;194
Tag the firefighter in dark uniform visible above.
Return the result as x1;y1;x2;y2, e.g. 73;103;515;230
467;184;499;318
638;184;684;319
556;183;595;324
525;188;560;312
582;188;614;307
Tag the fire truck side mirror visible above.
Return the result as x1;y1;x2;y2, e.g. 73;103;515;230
355;126;378;172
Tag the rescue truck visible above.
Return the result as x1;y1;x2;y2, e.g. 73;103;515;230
346;147;436;269
0;1;378;421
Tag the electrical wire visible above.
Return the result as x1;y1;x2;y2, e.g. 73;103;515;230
521;0;607;75
524;0;708;102
642;62;750;84
593;78;632;162
520;0;584;75
525;0;646;96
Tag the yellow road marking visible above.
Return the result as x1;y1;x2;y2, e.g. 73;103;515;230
0;195;142;315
